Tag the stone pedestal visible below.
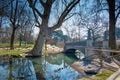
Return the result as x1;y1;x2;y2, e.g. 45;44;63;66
103;41;109;49
85;40;94;58
103;40;110;56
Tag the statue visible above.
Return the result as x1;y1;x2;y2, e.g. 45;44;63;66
87;29;91;40
103;31;108;41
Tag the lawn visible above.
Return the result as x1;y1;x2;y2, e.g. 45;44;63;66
0;48;30;56
0;42;34;48
78;70;114;80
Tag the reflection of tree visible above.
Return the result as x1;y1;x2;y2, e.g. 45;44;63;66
7;58;37;80
64;54;79;64
45;54;79;65
45;55;63;65
16;59;36;80
31;58;45;79
43;54;80;80
8;58;13;80
31;54;81;80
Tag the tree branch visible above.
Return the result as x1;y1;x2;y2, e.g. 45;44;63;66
33;0;37;6
97;8;109;12
63;13;78;22
27;0;43;18
49;0;80;32
39;0;45;7
13;0;18;28
116;10;120;21
115;6;120;11
17;1;27;24
32;9;41;28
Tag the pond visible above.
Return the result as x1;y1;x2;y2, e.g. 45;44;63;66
0;53;91;80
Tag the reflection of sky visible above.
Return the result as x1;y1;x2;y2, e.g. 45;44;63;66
0;66;9;80
0;59;37;80
43;60;82;80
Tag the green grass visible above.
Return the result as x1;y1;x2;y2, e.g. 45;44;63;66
95;70;114;79
0;42;34;47
0;49;29;56
0;43;60;56
0;43;10;47
79;70;114;80
0;43;34;56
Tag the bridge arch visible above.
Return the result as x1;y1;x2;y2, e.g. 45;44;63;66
64;41;87;55
64;48;85;59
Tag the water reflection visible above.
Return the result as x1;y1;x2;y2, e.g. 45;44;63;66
0;53;88;80
31;53;87;80
0;58;36;80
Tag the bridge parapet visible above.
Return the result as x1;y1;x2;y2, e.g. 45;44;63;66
64;40;109;58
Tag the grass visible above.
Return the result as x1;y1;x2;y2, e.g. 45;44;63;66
0;44;58;56
0;42;34;48
0;43;10;47
0;43;34;56
95;70;114;79
0;43;62;56
0;49;29;56
78;70;114;80
42;49;56;55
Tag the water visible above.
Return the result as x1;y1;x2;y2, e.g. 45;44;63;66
0;53;89;80
0;58;36;80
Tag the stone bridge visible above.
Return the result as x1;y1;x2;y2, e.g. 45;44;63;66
64;40;87;54
64;29;109;57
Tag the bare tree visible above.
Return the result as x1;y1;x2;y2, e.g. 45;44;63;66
18;10;34;47
97;0;120;49
8;0;27;49
106;0;120;50
27;0;80;56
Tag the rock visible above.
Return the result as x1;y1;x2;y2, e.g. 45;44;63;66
84;70;98;75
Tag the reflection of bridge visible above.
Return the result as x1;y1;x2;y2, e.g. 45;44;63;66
64;29;109;57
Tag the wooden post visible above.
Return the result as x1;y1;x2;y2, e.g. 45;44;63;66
100;50;103;68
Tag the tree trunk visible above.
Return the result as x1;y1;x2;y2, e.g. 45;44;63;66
30;30;45;56
107;0;116;50
10;28;16;50
19;33;22;47
27;0;80;56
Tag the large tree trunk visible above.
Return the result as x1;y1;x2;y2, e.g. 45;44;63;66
30;29;45;56
107;0;116;50
27;0;80;56
10;28;16;50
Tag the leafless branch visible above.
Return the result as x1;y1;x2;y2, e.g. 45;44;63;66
0;0;15;9
32;9;41;28
27;0;43;18
116;10;120;21
49;0;80;32
13;0;18;28
39;0;45;7
63;13;80;22
17;1;27;24
33;0;37;6
115;6;120;11
97;8;109;12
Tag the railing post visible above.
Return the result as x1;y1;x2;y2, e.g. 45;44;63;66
100;50;103;68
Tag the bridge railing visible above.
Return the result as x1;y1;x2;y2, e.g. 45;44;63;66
79;46;120;71
94;50;120;80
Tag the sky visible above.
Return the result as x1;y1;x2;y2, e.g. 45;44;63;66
0;0;120;40
33;0;110;39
